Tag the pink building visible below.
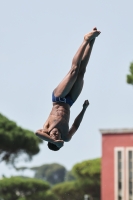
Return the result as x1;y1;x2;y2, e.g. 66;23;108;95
100;128;133;200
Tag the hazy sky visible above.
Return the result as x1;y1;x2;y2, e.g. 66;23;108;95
0;0;133;177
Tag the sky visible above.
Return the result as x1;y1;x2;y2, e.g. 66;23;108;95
0;0;133;177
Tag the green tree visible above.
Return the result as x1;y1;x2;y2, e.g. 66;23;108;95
0;177;57;200
52;180;100;200
127;62;133;85
64;170;76;182
0;114;42;165
15;164;76;183
52;158;101;200
31;163;67;185
72;157;101;181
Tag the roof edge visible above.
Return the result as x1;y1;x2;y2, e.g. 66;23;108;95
99;128;133;134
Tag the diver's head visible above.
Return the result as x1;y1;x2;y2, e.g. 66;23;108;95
47;128;62;151
47;142;60;151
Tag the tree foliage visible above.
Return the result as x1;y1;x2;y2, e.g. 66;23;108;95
52;158;101;200
72;157;101;181
5;158;101;200
52;180;100;200
0;177;57;200
0;113;42;165
16;164;76;184
31;163;67;185
64;170;76;182
52;181;84;200
127;62;133;85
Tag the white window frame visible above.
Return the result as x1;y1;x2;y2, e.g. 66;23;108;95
114;147;125;200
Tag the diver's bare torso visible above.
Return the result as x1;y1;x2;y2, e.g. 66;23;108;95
43;102;70;141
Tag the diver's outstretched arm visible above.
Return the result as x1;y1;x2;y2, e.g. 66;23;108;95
67;100;89;141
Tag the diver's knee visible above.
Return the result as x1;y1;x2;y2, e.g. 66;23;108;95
70;65;79;76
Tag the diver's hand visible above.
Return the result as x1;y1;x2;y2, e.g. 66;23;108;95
83;100;89;109
53;140;64;148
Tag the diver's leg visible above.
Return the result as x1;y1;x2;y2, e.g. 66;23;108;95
69;36;96;102
54;28;100;98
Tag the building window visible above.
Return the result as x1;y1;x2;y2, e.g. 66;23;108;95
115;148;124;200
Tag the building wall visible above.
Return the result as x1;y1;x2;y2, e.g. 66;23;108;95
101;133;133;200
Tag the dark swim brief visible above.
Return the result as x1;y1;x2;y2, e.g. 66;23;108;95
52;92;74;107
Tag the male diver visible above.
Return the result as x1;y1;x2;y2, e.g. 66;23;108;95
35;27;101;151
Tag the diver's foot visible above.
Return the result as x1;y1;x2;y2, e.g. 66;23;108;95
84;27;101;42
